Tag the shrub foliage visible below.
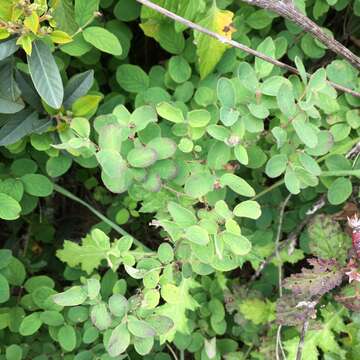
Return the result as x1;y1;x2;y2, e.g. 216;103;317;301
0;0;360;359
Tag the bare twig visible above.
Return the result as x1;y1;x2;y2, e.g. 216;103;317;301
136;0;360;98
166;343;179;360
251;194;326;281
295;319;310;360
275;194;291;360
240;0;360;70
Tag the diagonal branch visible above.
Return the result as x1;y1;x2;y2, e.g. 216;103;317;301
136;0;360;98
240;0;360;70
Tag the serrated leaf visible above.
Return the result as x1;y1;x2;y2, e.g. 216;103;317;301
56;229;116;274
307;214;351;264
283;258;343;298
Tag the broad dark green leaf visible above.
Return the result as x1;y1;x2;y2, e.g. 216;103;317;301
27;40;64;109
0;38;18;61
63;70;94;108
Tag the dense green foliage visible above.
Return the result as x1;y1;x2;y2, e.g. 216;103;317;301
0;0;360;359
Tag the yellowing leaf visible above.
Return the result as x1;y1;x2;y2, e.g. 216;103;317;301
16;34;33;55
50;30;73;44
0;29;10;40
194;4;235;78
71;94;102;117
24;12;40;34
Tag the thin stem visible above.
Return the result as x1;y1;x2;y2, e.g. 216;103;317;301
180;350;185;360
295;320;309;360
53;184;152;252
136;0;360;98
166;343;179;360
275;193;291;360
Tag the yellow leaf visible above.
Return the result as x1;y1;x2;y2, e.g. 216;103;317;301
194;4;235;79
24;12;40;34
50;30;73;44
16;34;33;55
72;95;103;117
0;29;10;40
139;20;160;40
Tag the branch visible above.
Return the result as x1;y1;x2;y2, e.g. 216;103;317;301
296;319;310;360
53;184;153;252
240;0;360;70
136;0;360;98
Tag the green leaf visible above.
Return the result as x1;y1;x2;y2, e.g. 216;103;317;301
185;172;214;198
63;70;94;108
238;62;258;92
157;243;174;264
0;274;9;304
307;214;351;264
97;150;127;178
51;0;78;34
27;40;64;109
56;229;116;274
277;82;297;118
21;174;53;197
234;145;249;165
217;77;235;108
58;324;76;352
114;0;140;21
72;95;102;117
75;0;99;27
19;312;42;336
0;38;18;61
91;302;112;330
327;177;352;205
147;137;177;160
221;232;252;255
233;200;261;219
106;323;130;357
146;315;174;335
40;311;64;326
194;4;234;78
255;37;275;78
0;250;12;270
134;336;154;355
220;173;255;197
0;257;26;286
167;201;197;227
265;154;287;178
0;111;50;146
127;318;156;338
5;344;22;360
46;155;72;178
24;275;55;293
292;113;318;148
156;102;184;123
168;55;191;83
52;286;87;306
184;225;210;245
299;153;321;176
188;109;211;128
108;294;128;318
116;64;149;93
127;147;158;168
83;26;122;55
0;193;21;220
